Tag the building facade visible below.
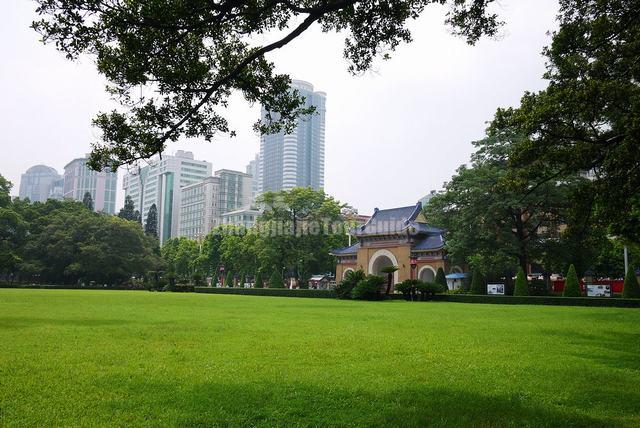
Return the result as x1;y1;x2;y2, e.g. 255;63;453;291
122;150;212;243
246;154;260;203
18;165;62;202
221;207;262;229
258;79;326;193
331;202;463;287
177;169;254;239
63;157;117;214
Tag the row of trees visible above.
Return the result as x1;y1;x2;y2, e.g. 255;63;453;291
0;174;162;284
160;188;349;286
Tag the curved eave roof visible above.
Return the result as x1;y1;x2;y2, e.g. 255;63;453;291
329;242;360;256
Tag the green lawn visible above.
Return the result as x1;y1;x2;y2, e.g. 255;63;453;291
1;290;639;427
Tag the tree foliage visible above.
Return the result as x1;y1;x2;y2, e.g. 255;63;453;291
469;266;485;295
268;270;284;289
622;267;640;299
351;275;385;300
118;195;138;221
82;192;94;211
33;0;501;170
335;269;365;299
145;203;158;237
488;0;640;242
435;267;447;291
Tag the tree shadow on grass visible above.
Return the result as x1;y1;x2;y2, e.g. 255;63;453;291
86;377;612;427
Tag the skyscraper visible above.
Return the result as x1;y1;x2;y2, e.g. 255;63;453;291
245;153;260;203
258;79;326;193
122;150;212;243
18;165;62;202
63;157;117;214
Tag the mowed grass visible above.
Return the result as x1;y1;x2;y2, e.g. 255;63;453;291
1;290;639;427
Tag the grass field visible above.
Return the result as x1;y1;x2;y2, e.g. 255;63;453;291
1;290;639;427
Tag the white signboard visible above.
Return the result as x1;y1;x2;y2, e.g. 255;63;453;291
586;284;611;297
487;283;505;295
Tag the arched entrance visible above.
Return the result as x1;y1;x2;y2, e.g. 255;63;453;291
418;266;436;282
368;249;399;284
342;268;355;280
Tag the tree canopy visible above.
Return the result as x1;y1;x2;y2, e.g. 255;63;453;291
32;0;501;170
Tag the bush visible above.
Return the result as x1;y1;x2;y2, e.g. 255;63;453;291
254;271;263;289
225;271;234;287
192;272;203;287
435;267;448;292
195;287;336;298
563;264;581;297
470;267;486;295
335;269;365;299
395;279;420;300
514;267;529;296
269;271;285;288
622;267;640;298
431;294;640;307
351;275;385;300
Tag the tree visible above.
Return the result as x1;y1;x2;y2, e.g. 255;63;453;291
224;271;234;288
622;267;640;299
513;266;529;296
161;237;199;279
118;195;137;221
0;176;27;277
563;264;581;297
145;204;158;237
254;271;264;289
470;267;485;295
33;1;501;170
82;192;94;211
426;134;580;278
488;0;640;242
435;267;447;292
268;270;284;289
257;188;347;280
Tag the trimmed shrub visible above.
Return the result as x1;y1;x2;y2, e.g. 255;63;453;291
622;267;640;298
470;267;486;295
435;267;448;292
417;281;441;300
335;269;365;299
224;271;234;288
395;279;420;301
195;287;336;298
430;294;640;307
269;271;285;288
254;271;263;289
563;264;581;297
351;275;385;300
514;267;529;296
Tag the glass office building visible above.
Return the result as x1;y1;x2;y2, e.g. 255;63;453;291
258;80;326;193
63;157;117;214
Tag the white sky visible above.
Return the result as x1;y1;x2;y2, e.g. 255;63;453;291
1;0;558;214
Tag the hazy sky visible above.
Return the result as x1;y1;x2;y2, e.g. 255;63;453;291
1;0;558;214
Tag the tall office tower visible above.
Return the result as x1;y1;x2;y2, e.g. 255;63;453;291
18;165;62;202
63;157;117;214
245;153;260;203
258;79;326;193
122;150;212;243
178;169;253;240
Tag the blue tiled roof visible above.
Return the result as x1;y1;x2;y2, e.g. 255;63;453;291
330;242;360;256
354;203;423;236
412;234;445;251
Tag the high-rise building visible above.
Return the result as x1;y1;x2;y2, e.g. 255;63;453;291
18;165;62;203
178;169;253;240
122;150;212;243
63;157;117;214
245;154;260;203
258;79;326;193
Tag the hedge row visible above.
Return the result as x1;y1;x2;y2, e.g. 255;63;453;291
0;284;143;291
432;294;640;308
194;287;336;298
